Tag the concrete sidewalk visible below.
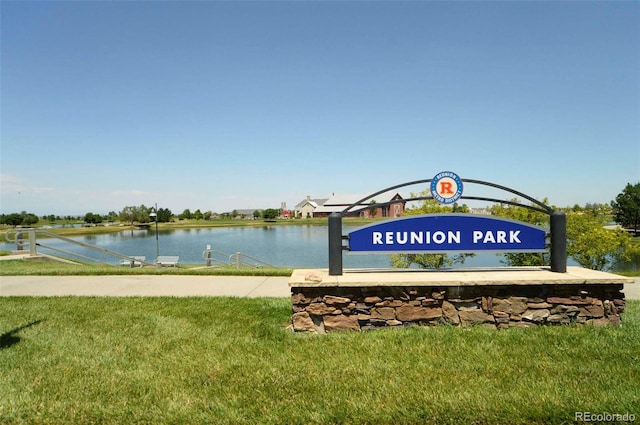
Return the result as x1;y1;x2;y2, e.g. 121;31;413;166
0;274;638;299
625;279;640;299
0;275;292;297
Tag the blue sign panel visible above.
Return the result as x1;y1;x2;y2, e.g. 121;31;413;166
348;214;547;253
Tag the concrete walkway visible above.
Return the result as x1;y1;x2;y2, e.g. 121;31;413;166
0;275;291;297
0;274;638;299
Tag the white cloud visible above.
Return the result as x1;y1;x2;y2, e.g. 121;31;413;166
0;173;24;192
0;174;56;194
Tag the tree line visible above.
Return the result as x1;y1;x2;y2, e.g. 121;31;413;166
0;205;284;226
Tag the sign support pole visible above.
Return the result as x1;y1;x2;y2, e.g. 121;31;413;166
550;211;567;273
328;212;343;276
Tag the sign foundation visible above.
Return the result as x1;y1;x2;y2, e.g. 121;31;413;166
295;173;633;331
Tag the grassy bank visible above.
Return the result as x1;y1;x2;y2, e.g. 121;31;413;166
1;297;638;425
2;259;638;277
0;259;293;277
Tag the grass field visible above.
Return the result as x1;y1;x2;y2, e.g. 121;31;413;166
0;259;294;276
1;297;639;425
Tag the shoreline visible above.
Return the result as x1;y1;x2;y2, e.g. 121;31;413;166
0;217;377;240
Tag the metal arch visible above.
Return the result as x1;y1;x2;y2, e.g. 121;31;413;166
339;178;553;216
339;178;433;216
347;195;551;216
463;179;553;214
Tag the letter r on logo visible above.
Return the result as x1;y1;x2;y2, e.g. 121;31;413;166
439;181;454;195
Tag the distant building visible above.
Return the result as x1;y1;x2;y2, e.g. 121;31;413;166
470;207;491;215
229;209;262;220
280;202;292;219
294;196;330;219
293;193;405;218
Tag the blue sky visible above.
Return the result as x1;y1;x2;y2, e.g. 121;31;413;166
1;1;638;216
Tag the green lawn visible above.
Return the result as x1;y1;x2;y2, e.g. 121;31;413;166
0;259;293;276
1;297;639;424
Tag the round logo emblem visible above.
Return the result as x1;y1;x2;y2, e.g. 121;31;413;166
430;171;463;205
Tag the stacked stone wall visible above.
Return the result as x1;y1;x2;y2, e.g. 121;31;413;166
291;284;625;333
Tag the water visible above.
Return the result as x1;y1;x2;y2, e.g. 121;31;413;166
0;225;532;269
613;252;640;274
13;224;639;271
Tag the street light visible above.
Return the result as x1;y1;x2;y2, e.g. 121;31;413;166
149;203;159;260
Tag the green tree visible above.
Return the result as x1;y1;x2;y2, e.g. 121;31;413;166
584;202;610;217
120;206;137;225
611;182;640;232
137;205;151;223
20;211;39;226
390;191;473;269
2;213;23;227
83;212;103;224
193;209;203;220
253;210;262;219
119;205;149;225
407;195;452;215
489;199;549;226
1;212;39;226
452;203;470;213
391;252;472;269
489;199;550;267
490;199;639;270
368;200;378;218
567;212;639;271
157;208;173;223
262;208;280;221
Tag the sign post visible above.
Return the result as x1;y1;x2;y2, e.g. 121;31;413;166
328;213;343;276
550;211;567;273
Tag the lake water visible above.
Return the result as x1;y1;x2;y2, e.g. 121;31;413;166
2;225;635;272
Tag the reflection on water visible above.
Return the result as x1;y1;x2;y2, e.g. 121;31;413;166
613;252;640;273
1;225;635;271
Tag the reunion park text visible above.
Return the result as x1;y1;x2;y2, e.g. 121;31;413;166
371;229;524;246
348;214;548;254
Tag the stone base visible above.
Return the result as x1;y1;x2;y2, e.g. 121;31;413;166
289;267;633;333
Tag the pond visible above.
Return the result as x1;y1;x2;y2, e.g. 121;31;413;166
2;225;636;272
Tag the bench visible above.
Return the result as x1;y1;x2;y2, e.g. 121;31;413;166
156;255;179;267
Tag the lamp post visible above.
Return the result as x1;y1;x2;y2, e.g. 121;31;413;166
149;203;159;260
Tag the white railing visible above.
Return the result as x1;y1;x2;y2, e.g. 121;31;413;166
4;228;156;267
202;246;275;269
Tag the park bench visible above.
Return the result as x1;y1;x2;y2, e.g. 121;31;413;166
156;255;179;267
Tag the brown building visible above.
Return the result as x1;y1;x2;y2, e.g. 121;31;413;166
294;192;405;218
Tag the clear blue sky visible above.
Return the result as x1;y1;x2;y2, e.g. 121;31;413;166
1;1;639;216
